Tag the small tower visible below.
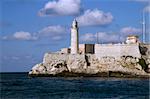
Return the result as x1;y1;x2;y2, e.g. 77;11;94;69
71;19;79;54
125;35;139;44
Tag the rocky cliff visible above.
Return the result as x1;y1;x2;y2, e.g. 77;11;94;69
29;51;150;77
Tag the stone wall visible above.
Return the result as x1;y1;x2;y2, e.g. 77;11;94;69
95;44;141;59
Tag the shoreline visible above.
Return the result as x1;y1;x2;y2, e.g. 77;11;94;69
0;72;149;79
28;71;150;79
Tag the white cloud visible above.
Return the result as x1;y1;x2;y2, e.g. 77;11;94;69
80;27;142;43
2;25;66;41
11;56;20;60
120;27;142;36
39;25;66;35
39;25;67;40
2;36;8;40
3;56;20;60
80;32;121;43
13;31;37;40
130;0;149;2
2;31;37;40
144;5;150;12
76;9;113;26
52;36;62;40
38;0;81;16
97;32;121;43
3;55;33;61
80;33;95;42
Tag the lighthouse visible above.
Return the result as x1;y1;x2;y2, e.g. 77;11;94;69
71;19;79;54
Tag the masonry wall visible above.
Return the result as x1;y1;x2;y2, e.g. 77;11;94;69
95;44;141;59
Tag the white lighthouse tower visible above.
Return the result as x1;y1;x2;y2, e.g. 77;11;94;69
71;19;79;54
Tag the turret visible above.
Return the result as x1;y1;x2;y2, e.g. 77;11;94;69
71;19;79;54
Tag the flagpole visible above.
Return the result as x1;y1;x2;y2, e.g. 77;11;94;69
142;10;146;43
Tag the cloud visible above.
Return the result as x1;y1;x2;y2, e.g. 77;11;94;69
144;5;150;12
80;27;141;43
3;56;20;60
80;32;121;43
130;0;149;2
130;0;150;13
11;56;20;60
3;55;34;61
76;9;113;26
13;31;38;40
2;36;8;40
97;32;121;43
120;27;142;36
38;0;81;16
39;25;67;40
39;25;66;35
2;25;67;41
80;33;95;42
2;31;38;41
131;0;150;13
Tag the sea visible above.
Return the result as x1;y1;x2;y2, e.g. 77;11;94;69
0;73;149;99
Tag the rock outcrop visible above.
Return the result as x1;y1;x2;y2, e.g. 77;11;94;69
29;53;150;77
139;44;150;73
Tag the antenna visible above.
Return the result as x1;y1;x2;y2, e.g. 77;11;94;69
96;32;99;44
142;11;146;43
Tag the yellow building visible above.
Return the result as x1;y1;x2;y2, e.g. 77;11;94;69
126;35;139;44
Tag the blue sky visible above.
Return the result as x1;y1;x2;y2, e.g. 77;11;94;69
0;0;149;72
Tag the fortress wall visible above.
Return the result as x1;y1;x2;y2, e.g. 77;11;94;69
95;44;141;59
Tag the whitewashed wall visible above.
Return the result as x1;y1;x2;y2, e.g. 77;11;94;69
95;44;141;59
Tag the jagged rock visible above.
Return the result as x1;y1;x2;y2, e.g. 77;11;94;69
145;64;150;73
135;64;142;70
46;60;68;75
67;55;87;73
29;63;46;74
29;53;150;77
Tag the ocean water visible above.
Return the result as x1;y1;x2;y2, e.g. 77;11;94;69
0;73;149;99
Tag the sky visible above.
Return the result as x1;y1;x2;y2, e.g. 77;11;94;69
0;0;150;72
